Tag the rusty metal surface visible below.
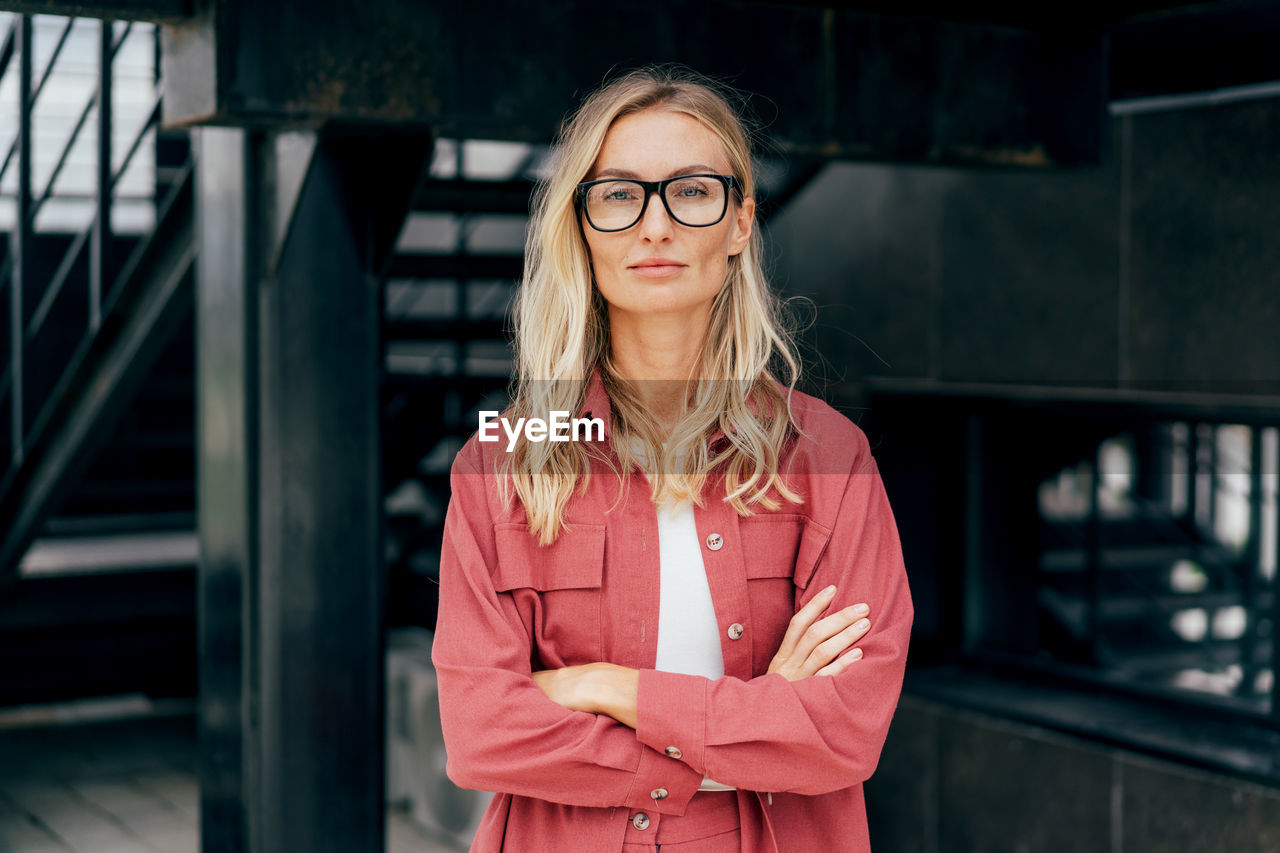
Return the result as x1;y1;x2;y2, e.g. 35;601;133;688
0;0;192;21
159;0;1108;167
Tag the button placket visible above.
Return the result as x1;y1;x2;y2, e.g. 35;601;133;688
695;499;753;679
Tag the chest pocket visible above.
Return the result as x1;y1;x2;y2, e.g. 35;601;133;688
493;522;606;668
738;514;832;675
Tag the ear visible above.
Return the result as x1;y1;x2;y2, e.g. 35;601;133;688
727;196;755;257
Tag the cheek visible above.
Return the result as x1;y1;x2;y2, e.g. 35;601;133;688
584;232;619;269
698;235;733;278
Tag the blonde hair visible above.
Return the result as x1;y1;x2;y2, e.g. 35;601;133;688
500;64;804;544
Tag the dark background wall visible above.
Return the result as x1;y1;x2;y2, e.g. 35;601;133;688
767;95;1280;393
767;94;1280;850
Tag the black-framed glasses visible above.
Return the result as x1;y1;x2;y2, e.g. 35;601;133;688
575;173;740;232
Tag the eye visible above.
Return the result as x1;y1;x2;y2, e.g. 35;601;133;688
591;182;642;203
669;179;711;198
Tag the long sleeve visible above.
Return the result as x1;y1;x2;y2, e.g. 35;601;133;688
431;445;705;813
632;450;914;796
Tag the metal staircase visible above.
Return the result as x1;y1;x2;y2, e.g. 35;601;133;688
0;12;827;705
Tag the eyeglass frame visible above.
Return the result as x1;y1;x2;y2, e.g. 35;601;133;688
574;173;742;232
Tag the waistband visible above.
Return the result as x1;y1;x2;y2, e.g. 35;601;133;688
622;789;740;845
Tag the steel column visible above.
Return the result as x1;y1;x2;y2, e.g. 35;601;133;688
256;127;385;853
962;413;983;654
91;18;113;333
196;122;430;852
1087;443;1103;665
195;126;259;853
10;15;31;467
1240;426;1263;697
1272;426;1280;723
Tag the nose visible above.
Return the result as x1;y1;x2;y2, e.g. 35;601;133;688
636;190;674;242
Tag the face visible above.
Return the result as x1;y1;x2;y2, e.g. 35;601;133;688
581;108;755;321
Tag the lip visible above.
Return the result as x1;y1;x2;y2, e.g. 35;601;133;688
628;258;687;278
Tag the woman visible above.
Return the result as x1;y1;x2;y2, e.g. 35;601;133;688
432;65;913;852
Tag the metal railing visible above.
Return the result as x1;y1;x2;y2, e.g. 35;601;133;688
0;12;194;582
0;14;167;489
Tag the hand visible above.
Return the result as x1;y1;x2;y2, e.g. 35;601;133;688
767;585;870;681
532;662;639;729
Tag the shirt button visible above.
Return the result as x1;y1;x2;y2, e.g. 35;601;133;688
651;787;669;800
727;622;744;640
632;812;650;830
665;746;683;759
706;533;723;550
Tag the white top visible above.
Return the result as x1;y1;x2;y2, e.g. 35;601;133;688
633;439;736;792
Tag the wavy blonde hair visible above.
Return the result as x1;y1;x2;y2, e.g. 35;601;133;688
499;65;804;544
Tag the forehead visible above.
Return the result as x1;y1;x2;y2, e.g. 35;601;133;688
591;108;732;178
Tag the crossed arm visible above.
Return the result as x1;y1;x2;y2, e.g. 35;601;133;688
530;583;874;728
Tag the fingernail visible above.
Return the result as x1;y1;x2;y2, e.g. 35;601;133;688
852;603;869;617
822;585;837;596
854;619;870;631
850;648;863;660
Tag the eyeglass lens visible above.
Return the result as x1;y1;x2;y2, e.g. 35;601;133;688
583;177;727;230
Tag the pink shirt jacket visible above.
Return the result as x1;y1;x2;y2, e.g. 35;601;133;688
432;370;914;852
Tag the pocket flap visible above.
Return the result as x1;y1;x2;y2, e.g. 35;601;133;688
493;522;606;591
738;514;831;588
739;515;804;579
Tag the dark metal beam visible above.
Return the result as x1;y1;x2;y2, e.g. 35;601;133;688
194;125;257;853
758;0;1217;29
91;18;113;334
160;0;1108;167
1109;0;1280;100
0;0;192;22
196;121;430;853
8;14;32;484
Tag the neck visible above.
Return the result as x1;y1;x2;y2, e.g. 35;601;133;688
607;305;709;433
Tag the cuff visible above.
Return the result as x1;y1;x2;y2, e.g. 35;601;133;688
635;669;709;778
623;743;703;815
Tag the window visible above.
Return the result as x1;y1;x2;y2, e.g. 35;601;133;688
1035;422;1276;716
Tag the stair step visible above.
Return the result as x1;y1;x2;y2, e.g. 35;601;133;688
1039;543;1242;572
1103;637;1273;679
1040;586;1273;623
1041;514;1204;549
384;318;508;341
388;254;523;280
19;530;197;578
412;179;534;214
42;512;195;537
106;431;195;451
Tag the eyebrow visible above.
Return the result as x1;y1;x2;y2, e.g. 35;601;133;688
592;164;721;180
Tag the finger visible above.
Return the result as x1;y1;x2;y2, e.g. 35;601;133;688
815;646;863;677
774;584;838;662
806;616;871;672
792;604;870;663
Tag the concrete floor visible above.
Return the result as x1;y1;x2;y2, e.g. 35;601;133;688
0;712;462;853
